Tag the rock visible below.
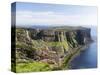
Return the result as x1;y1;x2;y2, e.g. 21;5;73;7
13;26;92;69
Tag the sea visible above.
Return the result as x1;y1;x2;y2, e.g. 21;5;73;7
70;26;97;69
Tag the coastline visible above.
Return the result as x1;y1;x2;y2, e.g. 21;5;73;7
62;44;92;70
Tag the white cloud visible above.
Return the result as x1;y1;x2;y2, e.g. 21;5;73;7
16;11;97;26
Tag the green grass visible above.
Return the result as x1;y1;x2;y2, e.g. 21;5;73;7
16;61;52;73
46;41;62;47
16;41;33;51
61;41;69;51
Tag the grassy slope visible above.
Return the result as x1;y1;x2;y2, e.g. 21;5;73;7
16;61;51;73
15;40;70;72
14;28;83;72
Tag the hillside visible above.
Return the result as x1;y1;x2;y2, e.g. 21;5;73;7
11;26;92;72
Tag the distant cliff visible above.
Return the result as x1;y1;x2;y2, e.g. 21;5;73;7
12;26;92;72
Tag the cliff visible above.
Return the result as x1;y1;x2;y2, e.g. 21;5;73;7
12;26;92;72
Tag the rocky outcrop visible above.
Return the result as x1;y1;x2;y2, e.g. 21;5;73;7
14;26;92;70
24;27;92;42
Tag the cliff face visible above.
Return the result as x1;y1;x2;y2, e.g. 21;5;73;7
16;27;92;45
15;26;92;71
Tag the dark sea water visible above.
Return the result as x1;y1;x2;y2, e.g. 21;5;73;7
70;26;97;69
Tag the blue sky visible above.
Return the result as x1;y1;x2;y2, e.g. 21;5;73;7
14;2;97;26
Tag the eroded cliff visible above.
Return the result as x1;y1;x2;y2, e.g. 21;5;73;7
12;26;92;72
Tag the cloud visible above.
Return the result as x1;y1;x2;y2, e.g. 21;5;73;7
16;11;97;26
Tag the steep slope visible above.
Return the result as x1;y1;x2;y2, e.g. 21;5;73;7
12;26;92;72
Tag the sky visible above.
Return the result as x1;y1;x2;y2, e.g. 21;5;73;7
12;2;97;26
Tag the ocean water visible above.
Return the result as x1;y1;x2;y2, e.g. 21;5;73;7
70;26;97;69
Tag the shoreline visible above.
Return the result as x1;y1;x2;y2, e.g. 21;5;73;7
62;44;91;70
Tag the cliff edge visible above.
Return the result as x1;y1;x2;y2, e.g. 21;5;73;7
11;26;92;72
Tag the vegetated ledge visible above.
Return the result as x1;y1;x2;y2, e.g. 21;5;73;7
11;26;93;72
